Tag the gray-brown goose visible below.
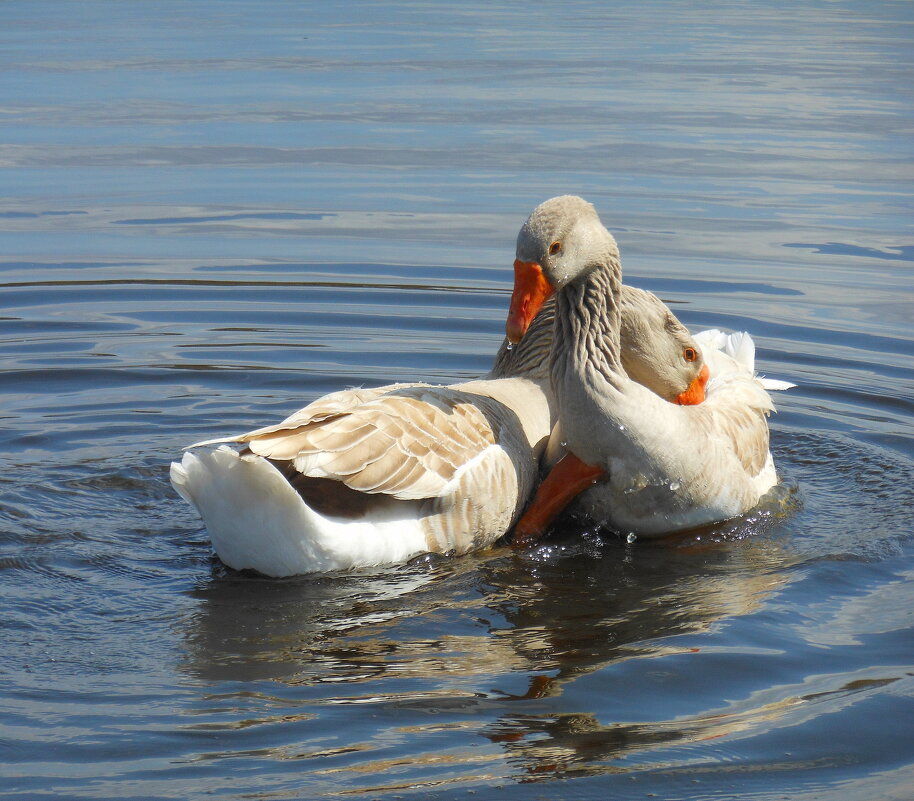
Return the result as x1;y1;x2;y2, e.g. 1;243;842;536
507;195;785;543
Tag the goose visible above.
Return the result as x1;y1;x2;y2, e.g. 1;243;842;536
170;285;712;577
507;195;789;544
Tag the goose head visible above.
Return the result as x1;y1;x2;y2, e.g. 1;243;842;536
507;196;617;345
619;287;709;405
506;195;709;405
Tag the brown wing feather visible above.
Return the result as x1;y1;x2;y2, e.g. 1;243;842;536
244;386;499;501
235;383;422;442
701;376;774;478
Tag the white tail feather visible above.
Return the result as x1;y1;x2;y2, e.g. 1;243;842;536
170;447;428;576
722;330;756;372
758;377;796;391
694;328;794;391
185;434;246;449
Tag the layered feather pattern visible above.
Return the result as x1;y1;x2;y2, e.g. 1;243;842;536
512;195;793;538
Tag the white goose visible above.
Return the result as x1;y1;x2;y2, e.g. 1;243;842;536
171;285;712;576
508;195;789;543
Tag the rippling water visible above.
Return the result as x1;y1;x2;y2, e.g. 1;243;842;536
2;2;913;799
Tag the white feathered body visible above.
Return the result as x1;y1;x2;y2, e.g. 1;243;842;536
171;378;552;576
516;195;792;538
548;327;791;536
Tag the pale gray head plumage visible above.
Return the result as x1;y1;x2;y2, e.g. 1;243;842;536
619;287;706;402
515;195;620;290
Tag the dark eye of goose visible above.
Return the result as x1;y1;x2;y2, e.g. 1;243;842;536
549;241;562;255
683;347;698;362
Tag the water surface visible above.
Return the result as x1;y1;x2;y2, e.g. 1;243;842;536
1;2;913;799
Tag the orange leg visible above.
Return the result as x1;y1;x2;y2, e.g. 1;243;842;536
511;452;605;547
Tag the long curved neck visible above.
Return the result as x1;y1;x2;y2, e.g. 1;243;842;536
552;262;625;390
489;297;555;381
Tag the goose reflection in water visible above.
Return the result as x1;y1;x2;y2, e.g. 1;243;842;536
177;492;800;782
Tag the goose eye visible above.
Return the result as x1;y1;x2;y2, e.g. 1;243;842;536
683;347;698;362
548;241;562;255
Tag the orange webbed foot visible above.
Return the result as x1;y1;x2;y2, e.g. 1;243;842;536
511;452;605;547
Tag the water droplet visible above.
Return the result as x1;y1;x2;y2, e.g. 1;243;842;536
626;532;637;544
560;440;567;448
506;342;513;351
669;480;681;491
618;424;626;432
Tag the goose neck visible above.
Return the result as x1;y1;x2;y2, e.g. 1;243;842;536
552;264;624;388
489;297;555;381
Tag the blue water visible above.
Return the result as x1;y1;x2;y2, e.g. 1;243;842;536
1;2;913;798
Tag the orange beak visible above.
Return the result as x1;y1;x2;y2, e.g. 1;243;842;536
506;260;554;344
676;363;710;405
